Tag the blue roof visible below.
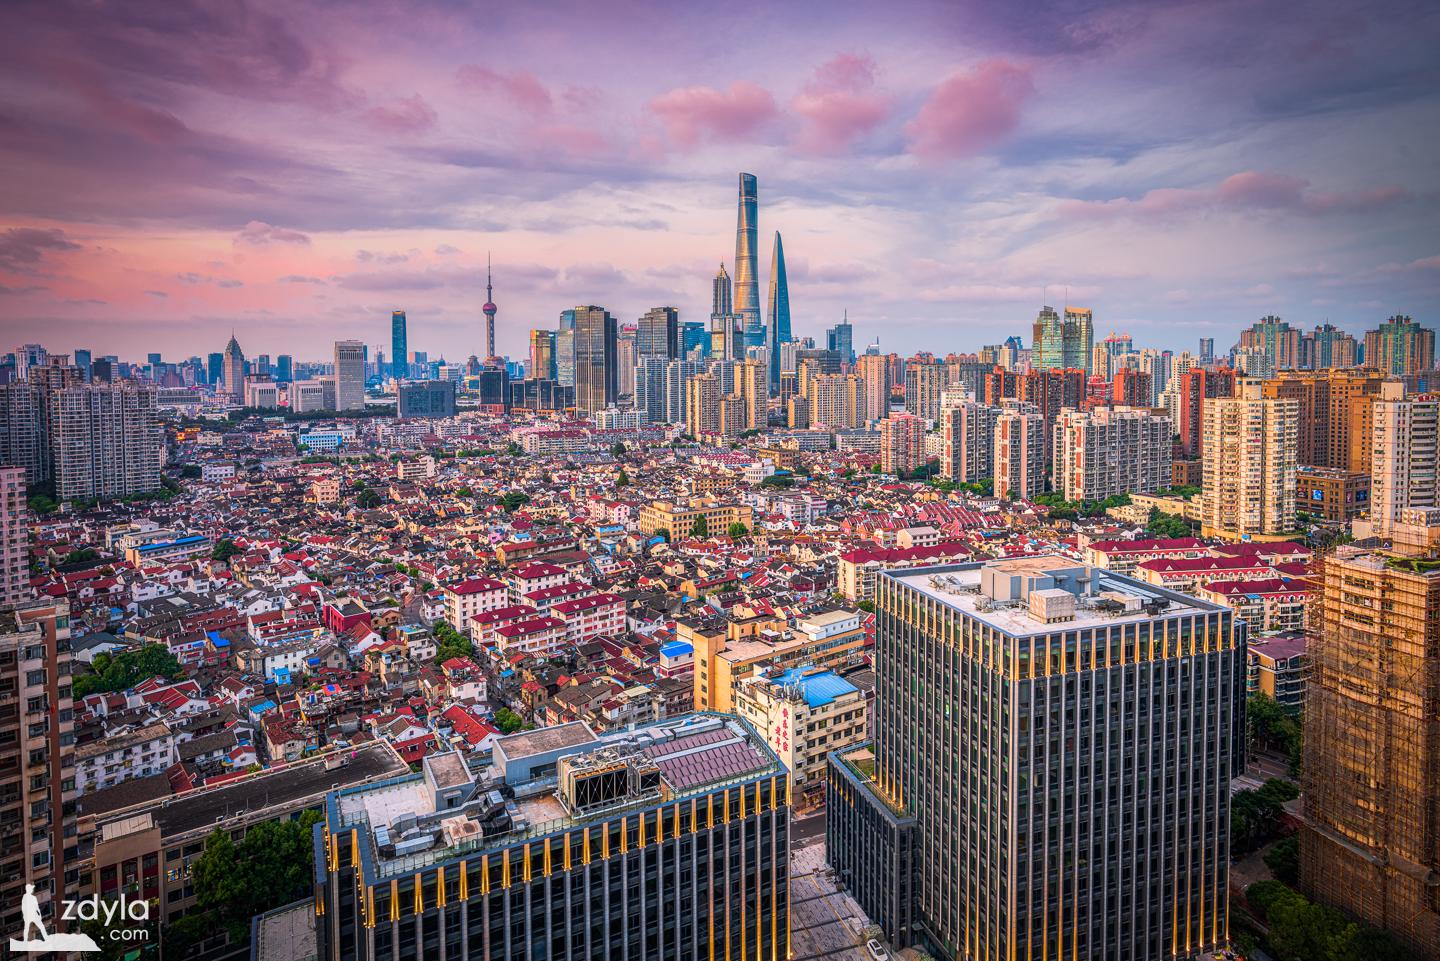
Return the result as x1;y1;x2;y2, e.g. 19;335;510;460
769;667;858;708
206;631;229;647
659;640;694;659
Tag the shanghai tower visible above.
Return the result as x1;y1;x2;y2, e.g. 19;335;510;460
734;173;763;348
766;231;790;389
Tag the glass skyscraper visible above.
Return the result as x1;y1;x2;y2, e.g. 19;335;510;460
734;173;763;349
766;231;790;390
391;310;408;379
829;556;1243;960
573;305;617;414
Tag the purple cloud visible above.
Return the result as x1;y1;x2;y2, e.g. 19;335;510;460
457;65;553;114
234;221;311;246
1060;171;1409;221
0;226;81;272
363;95;438;134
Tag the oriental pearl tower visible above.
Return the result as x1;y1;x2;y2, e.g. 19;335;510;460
483;254;498;362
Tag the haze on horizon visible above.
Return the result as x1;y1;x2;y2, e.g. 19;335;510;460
0;0;1436;362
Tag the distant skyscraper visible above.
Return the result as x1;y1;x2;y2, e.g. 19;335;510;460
766;231;791;390
573;305;617;414
1238;315;1302;371
733;173;762;348
13;345;46;383
529;329;557;380
682;320;708;358
1031;305;1093;373
397;380;457;419
222;334;245;403
391;310;408;379
333;340;367;411
1199;337;1215;364
903;360;945;422
205;352;223;386
72;349;92;382
1300;323;1358;369
637;307;680;359
275;354;293;383
826;313;854;364
855;354;890;423
483;257;498;360
711;263;732;319
555;329;576;387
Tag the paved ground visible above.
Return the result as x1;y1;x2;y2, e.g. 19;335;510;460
789;822;883;961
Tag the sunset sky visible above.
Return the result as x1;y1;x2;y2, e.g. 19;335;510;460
1;0;1436;362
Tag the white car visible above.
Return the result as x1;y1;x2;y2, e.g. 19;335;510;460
865;939;890;961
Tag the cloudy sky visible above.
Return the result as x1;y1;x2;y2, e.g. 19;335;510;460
1;0;1436;363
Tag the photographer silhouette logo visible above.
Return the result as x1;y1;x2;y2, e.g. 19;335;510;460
8;883;101;953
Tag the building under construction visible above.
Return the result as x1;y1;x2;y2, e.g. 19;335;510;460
1301;548;1440;958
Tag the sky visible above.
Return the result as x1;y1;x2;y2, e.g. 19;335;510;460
0;0;1437;363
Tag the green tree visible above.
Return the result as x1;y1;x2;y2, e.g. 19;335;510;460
689;516;709;538
726;521;749;538
610;442;627;456
1265;834;1300;885
74;645;184;699
857;600;875;613
506;441;523;457
211;538;242;562
356;488;382;509
192;829;249;939
63;547;100;565
494;707;525;734
499;491;531;513
1146;507;1193;539
161;911;213;958
615;470;630;488
759;474;794;489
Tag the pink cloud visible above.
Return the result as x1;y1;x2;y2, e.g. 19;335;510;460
234;221;311;247
1060;170;1409;221
457;65;553;114
648;81;778;149
904;60;1033;161
791;54;892;154
363;94;438;133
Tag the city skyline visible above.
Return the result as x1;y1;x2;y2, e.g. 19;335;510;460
0;1;1436;360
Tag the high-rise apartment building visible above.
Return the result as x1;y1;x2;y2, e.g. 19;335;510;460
222;333;245;403
685;370;721;438
1175;366;1237;458
662;360;703;425
1300;323;1358;370
0;467;27;609
1201;381;1299;539
994;405;1046;501
880;413;925;474
1302;549;1440;958
766;231;790;389
315;717;790;961
1111;368;1153;407
828;556;1242;958
572;306;617;414
390;310;408;378
1364;314;1435;377
939;401;998;482
737;359;766;431
855;354;890;423
333;340;367;410
13;345;47;383
49;384;161;501
1237;315;1301;371
616;328;637;401
734;173;762;348
1260;368;1389;471
1052;406;1172;502
1032;305;1094;373
808;373;867;429
0;600;78;937
0;381;46;484
633;357;667;423
1369;381;1438;540
637;307;680;360
903;361;946;422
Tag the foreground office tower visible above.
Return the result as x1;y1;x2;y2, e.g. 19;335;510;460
828;556;1243;960
1301;549;1440;957
317;715;789;961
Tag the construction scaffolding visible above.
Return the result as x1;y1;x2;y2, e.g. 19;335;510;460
1301;549;1440;958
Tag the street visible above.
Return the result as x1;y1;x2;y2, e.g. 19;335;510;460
788;810;877;961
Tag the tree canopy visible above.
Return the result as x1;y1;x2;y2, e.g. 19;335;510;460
73;645;183;699
187;811;325;945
